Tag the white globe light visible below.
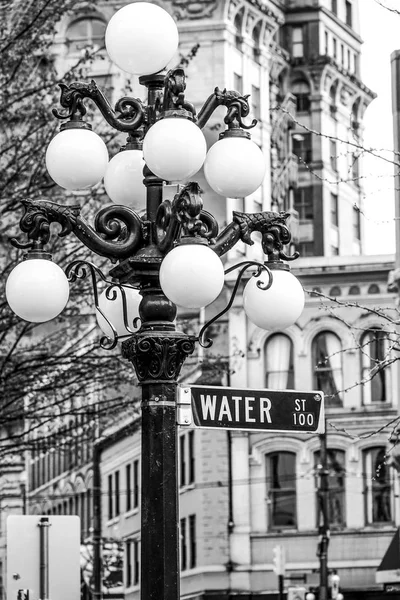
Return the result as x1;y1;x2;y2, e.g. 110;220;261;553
159;244;225;309
46;128;109;191
96;286;141;339
6;259;69;323
143;118;207;182
243;268;304;331
204;135;266;198
105;2;179;76
104;149;146;208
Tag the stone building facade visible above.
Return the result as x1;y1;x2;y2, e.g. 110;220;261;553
11;1;399;600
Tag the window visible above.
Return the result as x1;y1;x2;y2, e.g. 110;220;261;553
368;284;380;294
251;85;261;120
115;470;120;516
363;447;392;524
314;449;346;528
66;17;106;53
330;139;338;171
126;539;140;587
126;464;131;512
233;72;243;94
333;38;337;60
292;133;312;163
108;474;113;520
341;44;344;66
331;193;338;227
324;31;329;55
180;432;195;487
234;11;243;48
292;81;311;112
133;459;139;509
292;27;304;58
345;1;353;27
331;0;337;14
294;188;313;220
180;517;187;570
312;332;343;406
329;286;341;297
349;285;360;295
252;22;261;60
351;153;360;182
361;329;387;404
353;206;361;240
189;514;197;569
265;334;294;389
266;451;297;529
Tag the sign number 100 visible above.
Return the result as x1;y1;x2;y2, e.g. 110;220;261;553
292;412;315;426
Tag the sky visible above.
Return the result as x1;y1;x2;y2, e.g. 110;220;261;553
359;0;400;254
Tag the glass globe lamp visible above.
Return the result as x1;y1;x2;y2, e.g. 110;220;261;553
46;127;109;191
104;149;146;208
96;285;141;339
204;133;266;198
159;244;225;309
143;118;207;182
105;2;179;76
6;258;69;323
243;267;304;331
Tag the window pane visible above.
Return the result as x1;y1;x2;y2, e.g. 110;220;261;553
312;332;342;405
265;334;294;389
314;449;345;527
361;330;387;403
363;447;392;524
267;452;297;529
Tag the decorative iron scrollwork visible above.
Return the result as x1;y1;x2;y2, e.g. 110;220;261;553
197;87;257;130
11;199;144;260
53;80;146;133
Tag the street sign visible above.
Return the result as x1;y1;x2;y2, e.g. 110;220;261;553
7;515;80;600
179;385;324;433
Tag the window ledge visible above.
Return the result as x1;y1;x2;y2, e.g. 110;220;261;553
179;483;196;494
124;507;139;518
106;516;120;526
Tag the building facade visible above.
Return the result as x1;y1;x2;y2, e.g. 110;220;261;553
15;1;399;600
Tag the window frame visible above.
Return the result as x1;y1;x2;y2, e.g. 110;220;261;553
363;447;393;525
266;451;297;530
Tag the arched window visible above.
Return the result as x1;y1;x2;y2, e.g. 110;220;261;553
361;329;387;404
292;80;310;112
363;447;392;524
265;334;294;389
233;11;243;49
348;285;360;295
329;84;337;117
314;448;345;528
266;451;297;529
66;16;106;53
329;286;341;297
312;331;343;406
368;284;380;294
252;22;262;60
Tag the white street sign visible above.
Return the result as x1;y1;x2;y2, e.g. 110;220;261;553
7;516;80;600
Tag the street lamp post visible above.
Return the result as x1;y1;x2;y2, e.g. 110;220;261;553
5;4;305;600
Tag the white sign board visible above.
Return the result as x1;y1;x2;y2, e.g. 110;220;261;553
7;516;80;600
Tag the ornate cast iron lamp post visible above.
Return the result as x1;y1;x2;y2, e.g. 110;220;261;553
5;4;305;600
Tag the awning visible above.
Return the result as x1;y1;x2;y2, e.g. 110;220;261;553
376;528;400;584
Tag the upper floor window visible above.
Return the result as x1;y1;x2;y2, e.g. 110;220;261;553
179;431;195;487
66;17;106;54
312;331;343;406
363;447;392;525
361;329;387;404
292;27;304;58
293;133;312;163
294;186;313;220
331;0;338;15
180;514;197;570
345;1;353;27
126;538;140;587
265;334;294;389
233;72;243;95
234;11;243;49
108;470;120;520
126;459;140;512
314;448;346;528
353;206;361;239
251;85;261;120
330;139;338;171
292;81;311;112
331;193;339;227
266;451;297;529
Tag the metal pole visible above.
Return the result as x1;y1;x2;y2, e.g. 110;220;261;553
92;444;102;600
38;517;50;600
318;426;329;600
278;574;284;600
